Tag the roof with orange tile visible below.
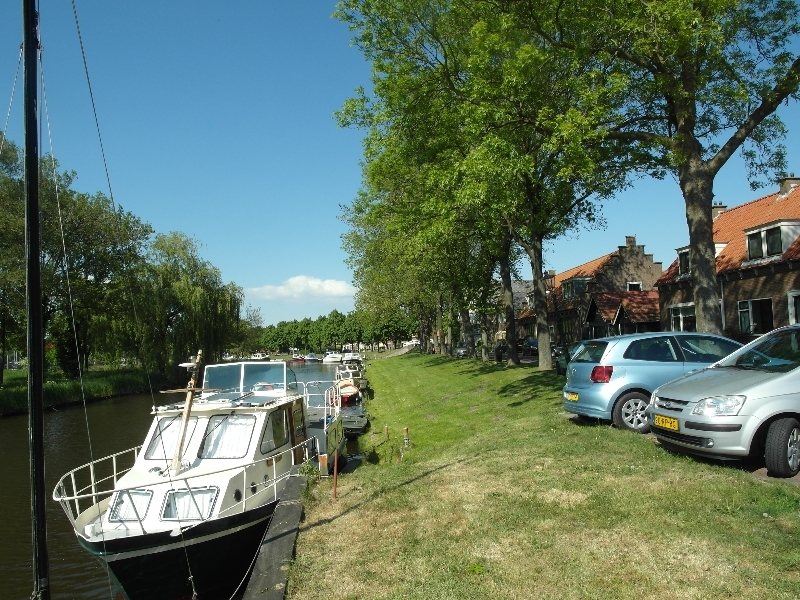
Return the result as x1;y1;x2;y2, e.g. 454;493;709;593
589;291;661;323
656;184;800;285
551;252;616;288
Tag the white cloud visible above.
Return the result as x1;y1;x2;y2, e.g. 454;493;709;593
246;275;355;301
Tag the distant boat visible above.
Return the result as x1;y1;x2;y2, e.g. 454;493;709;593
249;352;269;360
342;352;363;365
304;352;321;363
291;354;305;362
322;351;342;364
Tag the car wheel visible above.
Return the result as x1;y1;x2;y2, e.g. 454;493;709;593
612;392;651;433
765;418;800;478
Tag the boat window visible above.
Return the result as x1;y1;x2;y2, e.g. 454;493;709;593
162;487;218;521
243;363;286;390
204;364;242;392
198;414;256;458
292;408;304;438
109;489;152;522
260;409;289;454
144;416;198;460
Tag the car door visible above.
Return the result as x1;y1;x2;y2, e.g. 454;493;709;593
621;336;685;391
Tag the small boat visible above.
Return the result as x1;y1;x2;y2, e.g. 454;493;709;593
335;378;360;403
341;405;369;438
336;363;368;392
249;352;269;360
53;357;345;600
291;353;305;361
322;351;342;364
304;352;321;363
342;352;364;365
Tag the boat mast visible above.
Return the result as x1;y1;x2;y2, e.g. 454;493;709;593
23;0;51;598
171;350;203;474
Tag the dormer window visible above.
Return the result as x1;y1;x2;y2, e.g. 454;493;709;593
627;282;642;291
562;278;590;300
745;221;800;261
747;227;782;259
678;250;690;275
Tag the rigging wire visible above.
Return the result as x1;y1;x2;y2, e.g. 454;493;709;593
66;2;201;596
1;46;22;157
37;39;117;600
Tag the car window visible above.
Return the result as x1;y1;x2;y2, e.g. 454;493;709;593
722;328;800;373
676;335;741;363
622;338;678;362
571;341;608;363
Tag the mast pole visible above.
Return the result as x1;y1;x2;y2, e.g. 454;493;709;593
23;0;51;598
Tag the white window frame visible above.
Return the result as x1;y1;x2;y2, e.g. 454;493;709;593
669;302;695;332
678;250;690;275
627;281;642;291
738;297;773;334
789;290;800;325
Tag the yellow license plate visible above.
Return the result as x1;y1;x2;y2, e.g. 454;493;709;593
654;414;679;431
566;392;579;402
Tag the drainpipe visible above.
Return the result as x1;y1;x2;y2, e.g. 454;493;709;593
719;276;725;331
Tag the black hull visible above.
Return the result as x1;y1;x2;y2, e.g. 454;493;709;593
80;501;277;600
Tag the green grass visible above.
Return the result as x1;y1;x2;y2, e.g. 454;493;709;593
290;352;800;599
0;367;171;415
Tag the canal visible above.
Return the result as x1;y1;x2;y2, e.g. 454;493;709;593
0;361;347;600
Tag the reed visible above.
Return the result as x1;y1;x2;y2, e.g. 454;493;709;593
0;368;172;415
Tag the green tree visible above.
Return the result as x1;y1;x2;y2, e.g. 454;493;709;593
510;0;800;332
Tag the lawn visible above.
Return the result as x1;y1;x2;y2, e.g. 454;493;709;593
289;352;800;600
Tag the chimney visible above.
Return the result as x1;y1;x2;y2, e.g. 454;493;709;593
625;235;636;248
780;173;800;195
712;201;727;221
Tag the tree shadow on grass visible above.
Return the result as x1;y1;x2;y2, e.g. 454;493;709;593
300;454;481;531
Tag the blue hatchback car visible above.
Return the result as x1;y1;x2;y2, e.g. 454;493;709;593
562;332;742;433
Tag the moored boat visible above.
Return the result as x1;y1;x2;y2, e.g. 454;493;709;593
53;357;345;600
304;352;321;363
291;353;305;361
322;351;342;363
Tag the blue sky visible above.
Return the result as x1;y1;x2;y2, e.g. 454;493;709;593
1;2;797;325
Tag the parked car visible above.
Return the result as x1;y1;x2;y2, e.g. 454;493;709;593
455;345;469;358
646;325;800;477
563;332;742;433
555;341;584;375
522;338;539;356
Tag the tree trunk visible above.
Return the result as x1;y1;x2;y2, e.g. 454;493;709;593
499;235;519;366
679;159;722;334
435;294;443;354
480;312;491;362
460;306;474;356
519;235;553;370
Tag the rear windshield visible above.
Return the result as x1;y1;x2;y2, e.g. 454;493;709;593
571;341;609;363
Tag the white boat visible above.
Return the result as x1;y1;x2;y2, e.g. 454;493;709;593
336;363;368;393
249;352;269;360
322;351;342;364
342;352;364;365
52;357;345;600
304;352;321;363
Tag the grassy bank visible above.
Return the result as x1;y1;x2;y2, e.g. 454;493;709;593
0;368;173;415
290;352;800;599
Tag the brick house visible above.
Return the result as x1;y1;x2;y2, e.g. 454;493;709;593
516;235;663;345
584;290;661;336
656;175;800;340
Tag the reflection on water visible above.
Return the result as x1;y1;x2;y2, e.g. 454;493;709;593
0;362;345;599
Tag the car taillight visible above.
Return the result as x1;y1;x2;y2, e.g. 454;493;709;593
590;366;613;383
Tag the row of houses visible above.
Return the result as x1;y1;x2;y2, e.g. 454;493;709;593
511;175;800;346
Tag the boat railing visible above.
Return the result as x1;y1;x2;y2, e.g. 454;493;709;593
299;380;340;420
52;436;318;531
51;446;142;524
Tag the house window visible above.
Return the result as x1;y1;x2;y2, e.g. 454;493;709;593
670;304;696;332
738;298;774;334
627;282;642;291
678;251;690;275
788;291;800;325
766;227;782;256
748;226;784;260
563;281;574;300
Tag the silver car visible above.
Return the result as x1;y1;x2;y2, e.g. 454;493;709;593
563;332;742;433
646;325;800;477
